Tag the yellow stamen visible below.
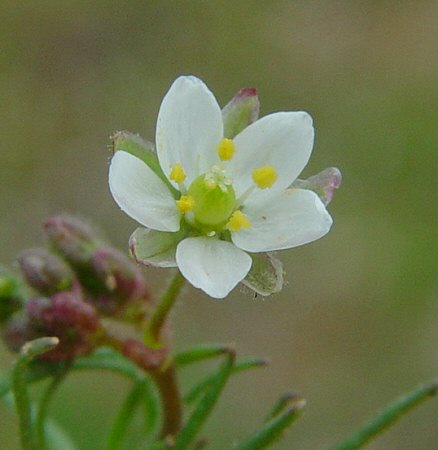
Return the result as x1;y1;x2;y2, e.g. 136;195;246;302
176;195;195;213
217;138;236;161
252;166;277;189
226;210;251;232
169;164;186;183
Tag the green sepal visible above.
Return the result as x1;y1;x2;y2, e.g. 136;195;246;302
292;167;342;206
129;227;187;268
111;131;178;196
242;253;284;297
222;88;260;139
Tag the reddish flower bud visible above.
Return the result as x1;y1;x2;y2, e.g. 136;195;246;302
24;291;100;361
91;248;148;301
2;313;38;353
43;215;104;267
18;248;74;296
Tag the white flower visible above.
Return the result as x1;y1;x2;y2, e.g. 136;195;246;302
109;76;333;299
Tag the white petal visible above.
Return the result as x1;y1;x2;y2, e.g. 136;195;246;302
130;227;186;268
229;111;314;197
109;151;180;232
176;237;252;299
231;189;333;252
156;76;223;186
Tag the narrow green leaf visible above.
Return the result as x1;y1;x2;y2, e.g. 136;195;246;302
265;391;302;422
72;347;141;381
0;348;142;402
175;344;234;367
12;337;60;450
184;357;268;404
107;381;147;450
2;393;77;450
233;400;306;450
330;379;438;450
173;351;235;449
36;365;70;450
140;376;160;436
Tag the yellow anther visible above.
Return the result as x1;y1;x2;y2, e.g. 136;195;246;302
226;210;251;232
217;138;236;161
169;164;186;183
176;195;195;213
252;166;277;189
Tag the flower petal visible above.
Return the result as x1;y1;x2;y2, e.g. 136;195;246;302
229;111;314;197
231;189;333;252
156;76;223;186
109;151;180;232
130;227;187;268
176;237;252;299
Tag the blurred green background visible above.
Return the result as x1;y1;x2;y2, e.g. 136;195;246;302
1;1;437;449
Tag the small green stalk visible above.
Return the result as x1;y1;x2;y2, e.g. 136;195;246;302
144;271;185;348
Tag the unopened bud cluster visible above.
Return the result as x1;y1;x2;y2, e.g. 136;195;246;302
0;215;151;361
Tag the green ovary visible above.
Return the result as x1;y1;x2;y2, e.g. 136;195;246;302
187;174;236;227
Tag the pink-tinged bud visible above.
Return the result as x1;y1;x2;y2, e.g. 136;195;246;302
43;215;104;267
293;167;342;205
122;338;167;372
222;87;260;139
90;248;149;316
24;291;100;361
18;248;74;296
0;273;23;323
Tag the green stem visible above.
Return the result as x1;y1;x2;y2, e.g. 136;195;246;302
36;365;70;450
331;380;438;450
144;271;185;348
12;337;59;450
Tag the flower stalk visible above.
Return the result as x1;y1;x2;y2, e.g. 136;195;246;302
143;271;185;349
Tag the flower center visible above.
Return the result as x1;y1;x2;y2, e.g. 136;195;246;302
171;138;279;235
187;167;236;227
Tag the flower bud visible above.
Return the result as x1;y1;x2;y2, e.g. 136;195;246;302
24;291;100;361
89;248;149;316
18;248;74;296
0;273;23;323
222;88;260;139
1;313;38;353
43;215;104;267
293;167;342;205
